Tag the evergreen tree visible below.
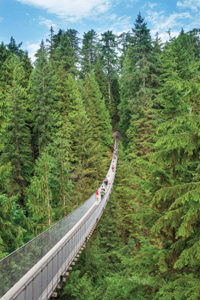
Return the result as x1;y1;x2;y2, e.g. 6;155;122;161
80;29;98;77
110;75;120;127
119;13;161;142
50;29;80;75
0;43;10;90
20;51;33;87
50;136;72;219
118;31;132;69
64;74;105;202
7;37;23;58
46;26;55;57
1;55;32;200
26;153;54;231
117;29;200;298
100;31;118;106
0;163;26;258
29;41;59;158
145;31;200;297
94;56;109;102
84;71;112;149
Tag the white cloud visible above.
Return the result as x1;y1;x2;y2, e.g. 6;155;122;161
177;0;200;11
125;0;138;8
148;2;158;9
109;15;132;34
93;14;132;37
26;42;40;62
17;0;111;21
141;1;158;10
0;17;3;22
39;17;57;29
146;10;192;41
152;30;180;42
147;11;191;30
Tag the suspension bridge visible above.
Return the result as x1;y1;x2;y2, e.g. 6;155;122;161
0;134;119;300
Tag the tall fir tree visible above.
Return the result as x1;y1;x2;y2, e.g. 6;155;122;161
1;55;32;200
100;31;118;106
119;13;161;146
26;152;54;231
29;41;59;158
50;29;80;76
0;163;26;258
80;30;98;77
63;74;106;202
84;71;112;149
94;55;109;103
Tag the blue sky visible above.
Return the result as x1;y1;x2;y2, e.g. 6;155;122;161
0;0;199;60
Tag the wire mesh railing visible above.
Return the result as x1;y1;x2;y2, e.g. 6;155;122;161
0;193;96;297
0;137;119;299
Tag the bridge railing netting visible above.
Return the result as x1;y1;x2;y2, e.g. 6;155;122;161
0;193;96;297
0;138;118;299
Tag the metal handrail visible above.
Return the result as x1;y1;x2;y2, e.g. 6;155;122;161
0;138;118;300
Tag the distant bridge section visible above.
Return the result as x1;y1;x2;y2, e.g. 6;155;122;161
0;137;119;300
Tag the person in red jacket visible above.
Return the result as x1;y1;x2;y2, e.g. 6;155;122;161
96;188;99;201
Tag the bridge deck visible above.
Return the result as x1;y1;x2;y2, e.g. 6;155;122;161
0;138;118;300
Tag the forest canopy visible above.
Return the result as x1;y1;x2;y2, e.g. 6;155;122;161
1;12;200;299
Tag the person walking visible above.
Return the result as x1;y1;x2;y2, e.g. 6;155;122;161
96;188;99;201
100;187;106;200
104;178;108;187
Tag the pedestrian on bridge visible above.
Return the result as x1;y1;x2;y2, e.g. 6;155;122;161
100;187;106;200
96;188;99;201
104;178;108;187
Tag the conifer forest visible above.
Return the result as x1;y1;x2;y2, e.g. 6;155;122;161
1;13;200;299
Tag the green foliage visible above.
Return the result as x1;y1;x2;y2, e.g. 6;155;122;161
94;56;109;103
84;71;112;149
119;13;161;138
2;16;200;300
0;163;26;258
26;153;54;231
1;56;32;198
61;270;97;300
29;41;59;157
50;29;80;75
100;30;118;106
80;29;98;77
116;27;200;299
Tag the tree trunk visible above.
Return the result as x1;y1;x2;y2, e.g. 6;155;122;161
88;48;91;71
31;135;35;162
108;75;111;105
38;129;41;158
61;158;66;216
171;227;177;272
44;158;51;226
14;89;24;191
142;54;146;89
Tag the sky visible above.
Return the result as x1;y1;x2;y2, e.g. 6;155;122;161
0;0;200;60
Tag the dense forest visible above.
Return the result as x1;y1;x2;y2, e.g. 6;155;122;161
1;12;200;299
